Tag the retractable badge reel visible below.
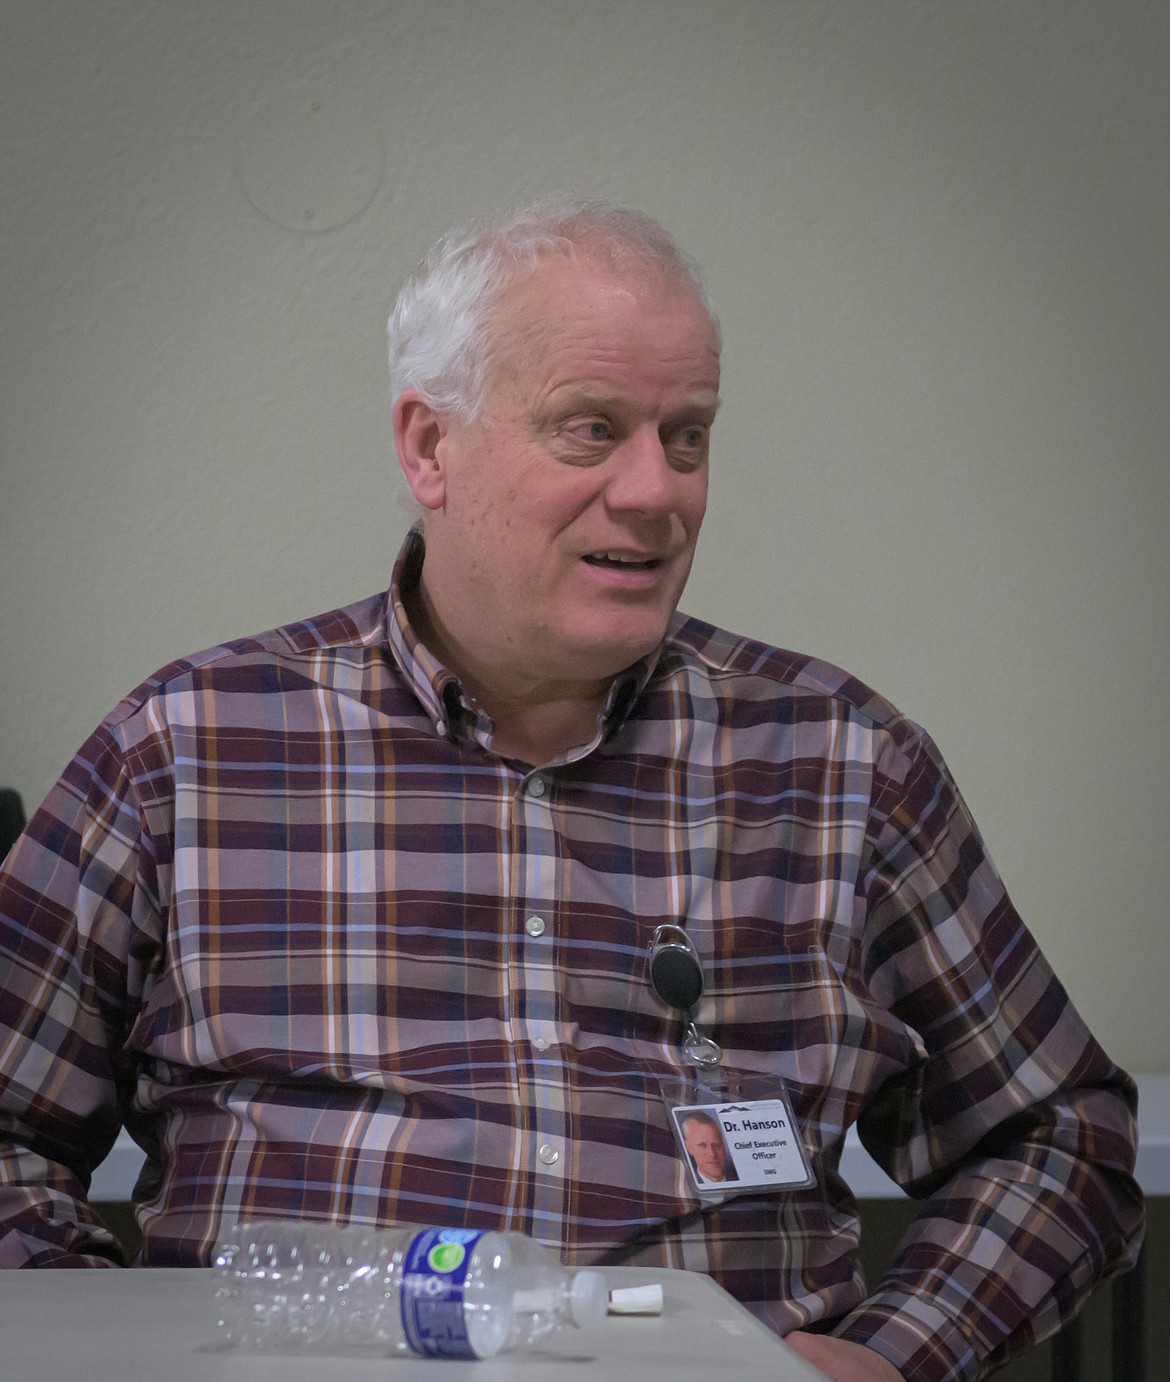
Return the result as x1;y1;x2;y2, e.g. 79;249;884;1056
646;924;722;1068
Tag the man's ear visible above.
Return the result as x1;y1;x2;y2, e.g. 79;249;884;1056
394;389;449;511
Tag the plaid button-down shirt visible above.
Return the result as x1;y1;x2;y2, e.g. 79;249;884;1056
0;530;1142;1382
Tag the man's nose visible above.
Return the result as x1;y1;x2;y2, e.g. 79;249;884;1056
604;429;679;512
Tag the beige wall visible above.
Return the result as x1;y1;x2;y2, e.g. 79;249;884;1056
2;1;1166;1069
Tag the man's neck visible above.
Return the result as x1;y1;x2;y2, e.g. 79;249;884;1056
481;693;604;768
404;580;610;767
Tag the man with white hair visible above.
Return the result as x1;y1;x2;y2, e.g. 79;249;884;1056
0;199;1143;1382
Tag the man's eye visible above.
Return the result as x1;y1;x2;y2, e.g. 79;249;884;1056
584;420;612;441
671;425;708;455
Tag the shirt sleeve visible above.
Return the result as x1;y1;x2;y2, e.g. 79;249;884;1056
0;717;159;1267
831;725;1144;1382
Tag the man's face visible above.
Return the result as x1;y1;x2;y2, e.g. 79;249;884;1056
683;1117;727;1181
414;251;721;693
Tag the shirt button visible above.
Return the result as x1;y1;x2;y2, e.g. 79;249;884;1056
533;1037;550;1052
525;914;546;938
528;777;546;798
434;720;445;736
538;1143;560;1166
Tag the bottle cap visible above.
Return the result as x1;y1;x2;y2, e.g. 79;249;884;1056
607;1283;664;1315
569;1270;609;1327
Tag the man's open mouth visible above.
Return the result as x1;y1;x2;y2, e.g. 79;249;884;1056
582;551;661;570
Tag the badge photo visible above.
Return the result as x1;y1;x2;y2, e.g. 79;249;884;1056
669;1097;815;1196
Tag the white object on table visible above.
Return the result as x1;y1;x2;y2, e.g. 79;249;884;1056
609;1283;664;1315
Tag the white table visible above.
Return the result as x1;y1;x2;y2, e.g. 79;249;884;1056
0;1266;826;1382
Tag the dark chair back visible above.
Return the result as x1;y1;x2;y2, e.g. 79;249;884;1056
0;788;27;861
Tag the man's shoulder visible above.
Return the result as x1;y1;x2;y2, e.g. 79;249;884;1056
104;590;391;730
663;613;911;734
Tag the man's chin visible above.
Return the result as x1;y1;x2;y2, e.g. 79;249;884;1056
566;614;674;673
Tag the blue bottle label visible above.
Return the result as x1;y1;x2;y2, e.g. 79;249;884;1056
400;1226;489;1358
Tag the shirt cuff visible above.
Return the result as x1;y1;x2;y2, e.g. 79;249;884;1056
835;1293;978;1382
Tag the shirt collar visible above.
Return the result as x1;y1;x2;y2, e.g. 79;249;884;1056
384;525;666;750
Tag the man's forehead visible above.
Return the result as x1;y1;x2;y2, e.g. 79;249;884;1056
482;255;717;398
494;249;715;339
547;379;722;414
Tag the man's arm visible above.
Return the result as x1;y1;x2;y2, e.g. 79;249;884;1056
0;720;156;1266
831;726;1142;1382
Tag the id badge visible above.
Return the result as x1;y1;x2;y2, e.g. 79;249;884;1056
661;1071;815;1198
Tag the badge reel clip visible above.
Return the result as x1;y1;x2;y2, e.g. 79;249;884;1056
647;924;722;1069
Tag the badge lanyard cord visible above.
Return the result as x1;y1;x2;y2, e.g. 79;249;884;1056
646;923;722;1069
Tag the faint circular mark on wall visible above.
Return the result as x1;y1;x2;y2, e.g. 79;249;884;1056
236;86;385;233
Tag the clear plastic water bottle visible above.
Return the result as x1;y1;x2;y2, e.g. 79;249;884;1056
213;1221;609;1359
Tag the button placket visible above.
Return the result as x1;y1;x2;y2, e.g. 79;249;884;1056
512;769;566;1197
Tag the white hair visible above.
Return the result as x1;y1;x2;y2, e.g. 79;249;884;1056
387;196;719;420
